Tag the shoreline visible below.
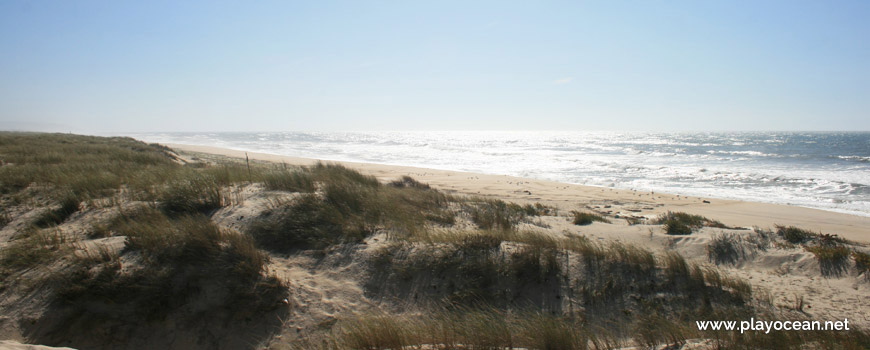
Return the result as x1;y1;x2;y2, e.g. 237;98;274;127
167;143;870;244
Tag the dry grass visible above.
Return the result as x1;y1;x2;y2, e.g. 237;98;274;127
854;251;870;279
571;211;611;225
290;305;870;350
0;133;287;332
249;164;452;251
804;244;852;277
653;211;726;235
707;233;744;265
774;225;848;246
57;207;285;319
6;133;869;349
461;197;528;231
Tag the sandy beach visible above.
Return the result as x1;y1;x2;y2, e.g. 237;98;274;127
170;143;870;244
2;134;869;349
165;143;870;333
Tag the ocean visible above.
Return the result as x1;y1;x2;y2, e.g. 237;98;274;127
128;131;870;217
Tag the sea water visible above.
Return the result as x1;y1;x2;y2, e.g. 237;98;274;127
128;131;870;217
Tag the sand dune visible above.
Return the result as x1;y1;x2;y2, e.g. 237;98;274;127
170;143;870;244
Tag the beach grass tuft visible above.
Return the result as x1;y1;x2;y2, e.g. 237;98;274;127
58;207;285;319
571;211;610;225
804;244;852;277
653;211;725;235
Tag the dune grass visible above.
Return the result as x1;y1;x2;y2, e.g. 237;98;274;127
57;207;285;320
291;305;870;350
653;211;726;235
5;133;868;349
32;192;81;227
249;163;453;251
804;244;852;277
0;228;70;285
707;233;744;265
774;225;849;246
461;197;528;231
262;168;316;192
571;211;610;225
854;251;870;280
388;175;430;190
0;133;287;324
776;225;817;244
0;133;179;198
370;228;752;316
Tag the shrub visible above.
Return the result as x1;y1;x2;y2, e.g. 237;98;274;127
58;209;284;319
707;233;743;265
463;198;527;231
32;193;81;228
653;211;725;235
520;202;555;216
251;167;459;251
805;245;852;277
249;194;361;251
854;251;870;279
663;219;693;235
776;225;817;244
159;172;224;215
571;211;610;225
509;246;561;283
388;175;430;190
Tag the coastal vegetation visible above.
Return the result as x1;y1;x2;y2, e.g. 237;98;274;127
653;211;727;235
571;211;610;225
1;133;868;349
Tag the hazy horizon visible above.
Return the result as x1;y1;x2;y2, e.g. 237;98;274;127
2;1;869;133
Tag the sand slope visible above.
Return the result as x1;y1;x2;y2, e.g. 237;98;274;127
169;144;869;243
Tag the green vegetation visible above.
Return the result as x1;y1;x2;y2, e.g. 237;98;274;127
370;229;752;316
653;211;725;235
4;133;869;349
707;233;743;265
461;197;528;230
0;133;287;345
571;211;610;225
32;192;81;227
262;168;316;192
776;225;817;244
854;251;870;279
525;202;557;216
289;305;870;350
706;230;775;266
774;225;847;246
58;208;284;319
0;132;178;198
249;164;451;251
388;175;430;190
0;228;69;284
337;309;593;350
804;244;852;277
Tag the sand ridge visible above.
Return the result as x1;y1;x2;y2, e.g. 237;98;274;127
169;143;869;244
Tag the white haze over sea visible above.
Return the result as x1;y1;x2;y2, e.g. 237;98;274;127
128;131;870;217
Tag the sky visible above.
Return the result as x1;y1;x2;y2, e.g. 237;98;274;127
1;0;868;133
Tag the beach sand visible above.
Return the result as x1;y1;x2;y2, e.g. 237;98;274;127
170;143;870;244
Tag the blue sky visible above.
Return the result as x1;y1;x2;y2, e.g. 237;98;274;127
1;1;868;132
